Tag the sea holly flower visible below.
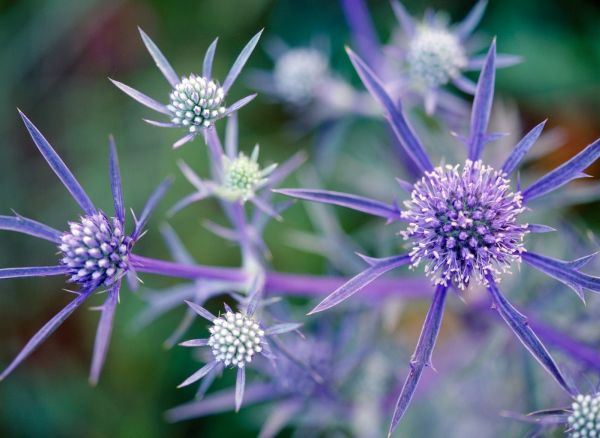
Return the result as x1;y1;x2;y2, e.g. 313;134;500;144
177;301;301;411
167;319;372;437
276;42;600;435
342;0;521;116
387;0;521;115
110;28;261;149
0;111;171;384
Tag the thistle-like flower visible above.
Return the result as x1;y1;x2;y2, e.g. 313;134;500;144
0;111;171;384
177;301;300;411
111;28;262;149
276;42;600;435
401;160;528;289
387;0;521;114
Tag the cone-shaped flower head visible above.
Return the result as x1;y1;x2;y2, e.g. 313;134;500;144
168;74;226;132
208;311;265;368
273;48;328;104
568;394;600;437
401;160;528;289
406;25;467;90
59;213;133;289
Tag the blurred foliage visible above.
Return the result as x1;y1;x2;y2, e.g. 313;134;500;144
0;0;598;437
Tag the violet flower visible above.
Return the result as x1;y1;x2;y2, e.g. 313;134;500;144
0;111;171;384
342;0;521;117
110;28;261;149
276;42;600;435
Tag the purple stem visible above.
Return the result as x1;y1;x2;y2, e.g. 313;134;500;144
130;254;430;299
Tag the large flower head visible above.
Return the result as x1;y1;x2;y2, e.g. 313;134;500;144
401;160;528;289
277;42;600;435
111;28;262;149
0;112;170;384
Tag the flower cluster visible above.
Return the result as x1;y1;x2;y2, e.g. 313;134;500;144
2;3;600;438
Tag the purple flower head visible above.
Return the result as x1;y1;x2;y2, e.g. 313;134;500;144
110;28;262;149
0;111;171;384
277;41;600;435
59;213;133;290
401;160;528;290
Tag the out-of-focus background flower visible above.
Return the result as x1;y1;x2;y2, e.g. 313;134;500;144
0;0;598;436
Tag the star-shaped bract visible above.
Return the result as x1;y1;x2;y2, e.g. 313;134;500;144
110;28;261;149
276;41;600;435
0;111;171;384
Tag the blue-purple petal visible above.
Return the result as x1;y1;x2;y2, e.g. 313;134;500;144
454;0;488;39
346;47;433;173
522;251;600;298
178;361;218;388
487;278;574;395
235;367;246;412
108;136;125;224
0;288;94;381
89;281;120;385
309;254;411;314
501;120;547;175
390;0;415;37
109;79;171;115
467;40;496;161
223;30;263;93
341;0;382;66
19;111;97;216
185;300;216;322
0;265;69;279
138;27;179;87
132;177;173;239
203;37;219;79
522;138;600;202
389;285;448;435
0;214;62;243
273;188;402;221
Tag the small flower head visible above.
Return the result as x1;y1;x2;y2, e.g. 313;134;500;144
168;74;226;133
568;394;600;437
273;48;328;105
208;311;265;368
59;213;132;289
406;25;467;90
219;146;276;201
401;160;528;289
